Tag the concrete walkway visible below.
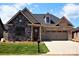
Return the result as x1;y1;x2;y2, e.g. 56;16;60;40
44;41;79;55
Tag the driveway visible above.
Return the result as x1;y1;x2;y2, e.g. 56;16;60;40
44;41;79;55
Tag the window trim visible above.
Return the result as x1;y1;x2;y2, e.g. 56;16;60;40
45;17;50;24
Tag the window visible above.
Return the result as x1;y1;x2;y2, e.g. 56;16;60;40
46;17;49;23
15;27;25;36
46;17;50;23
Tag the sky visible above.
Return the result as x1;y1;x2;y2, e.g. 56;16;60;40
0;3;79;28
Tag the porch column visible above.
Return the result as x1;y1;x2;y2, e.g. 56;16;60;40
31;26;33;41
40;26;41;41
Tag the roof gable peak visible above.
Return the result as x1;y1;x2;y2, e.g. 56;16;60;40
46;12;50;15
22;7;32;13
21;7;40;24
56;16;73;26
61;16;67;20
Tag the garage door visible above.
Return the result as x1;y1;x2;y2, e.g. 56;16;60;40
45;31;68;41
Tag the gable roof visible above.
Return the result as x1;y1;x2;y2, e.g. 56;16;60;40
21;8;40;24
33;13;60;24
33;14;45;24
6;8;40;24
6;10;33;24
48;14;60;23
6;7;73;26
55;16;73;26
6;10;21;24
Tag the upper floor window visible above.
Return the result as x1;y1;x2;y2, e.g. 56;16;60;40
45;16;54;24
46;17;50;23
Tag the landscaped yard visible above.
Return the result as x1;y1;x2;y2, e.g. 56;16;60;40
0;42;48;55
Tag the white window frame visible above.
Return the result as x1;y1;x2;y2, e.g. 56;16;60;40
44;17;50;24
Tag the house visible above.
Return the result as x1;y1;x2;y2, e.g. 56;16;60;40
72;27;79;41
0;18;5;40
5;7;73;41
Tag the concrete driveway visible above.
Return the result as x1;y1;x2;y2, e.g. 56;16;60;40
44;41;79;55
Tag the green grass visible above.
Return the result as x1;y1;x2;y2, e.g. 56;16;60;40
0;42;49;55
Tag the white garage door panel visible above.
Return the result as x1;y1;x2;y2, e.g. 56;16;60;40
45;31;68;40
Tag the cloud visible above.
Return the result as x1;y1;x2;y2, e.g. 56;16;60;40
0;3;27;24
28;4;40;13
59;4;79;19
0;3;40;24
63;4;79;19
34;5;39;8
58;3;79;27
1;3;78;27
50;9;53;12
47;8;53;13
26;3;32;6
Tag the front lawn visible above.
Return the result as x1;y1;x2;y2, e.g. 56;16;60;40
0;42;48;55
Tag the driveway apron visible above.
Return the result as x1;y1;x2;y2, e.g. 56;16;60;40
44;41;79;55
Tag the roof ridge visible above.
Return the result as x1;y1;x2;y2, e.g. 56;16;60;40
55;16;73;26
21;7;40;24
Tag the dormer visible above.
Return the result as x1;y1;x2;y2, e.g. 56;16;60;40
44;12;54;24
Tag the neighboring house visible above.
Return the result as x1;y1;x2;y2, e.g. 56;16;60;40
5;7;73;41
72;27;79;41
0;18;5;40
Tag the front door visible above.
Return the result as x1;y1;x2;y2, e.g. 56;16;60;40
33;27;39;41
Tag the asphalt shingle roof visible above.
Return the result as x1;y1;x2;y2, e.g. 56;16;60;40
74;27;79;31
6;8;73;26
33;13;60;24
